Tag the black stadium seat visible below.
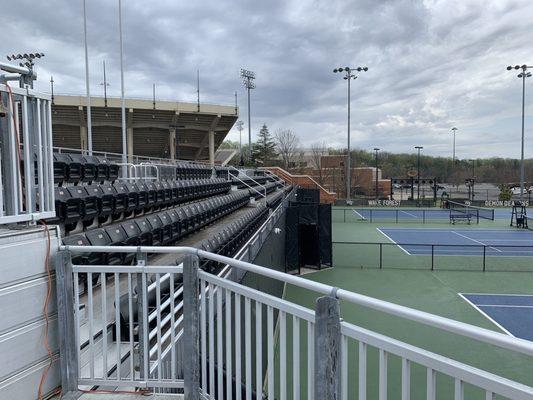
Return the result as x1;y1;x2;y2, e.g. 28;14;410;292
53;153;70;185
135;218;153;246
69;153;97;183
104;226;129;265
85;184;114;223
146;214;164;246
54;186;83;231
121;221;141;247
67;186;98;227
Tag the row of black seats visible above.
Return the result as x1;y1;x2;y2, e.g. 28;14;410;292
266;191;284;209
115;202;272;339
63;191;251;266
54;153;120;185
249;181;281;199
176;162;213;180
199;205;269;273
54;178;231;231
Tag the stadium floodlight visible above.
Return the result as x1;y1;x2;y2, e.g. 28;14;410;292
241;68;256;162
333;65;368;200
415;146;423;203
506;63;533;201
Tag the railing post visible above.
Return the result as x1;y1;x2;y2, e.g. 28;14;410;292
314;295;341;400
135;251;147;380
54;250;80;398
183;254;200;400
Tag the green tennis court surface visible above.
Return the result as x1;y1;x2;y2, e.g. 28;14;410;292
281;207;533;399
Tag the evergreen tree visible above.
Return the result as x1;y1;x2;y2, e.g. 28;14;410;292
252;124;277;165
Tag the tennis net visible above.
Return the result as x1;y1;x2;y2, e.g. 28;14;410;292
445;200;495;221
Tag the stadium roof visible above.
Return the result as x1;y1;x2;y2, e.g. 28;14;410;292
51;95;238;161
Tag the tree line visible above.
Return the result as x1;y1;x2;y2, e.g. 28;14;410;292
220;125;531;184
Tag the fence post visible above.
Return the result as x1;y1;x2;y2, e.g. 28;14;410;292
136;251;147;380
183;254;200;400
379;243;383;269
54;250;80;398
314;295;341;400
431;245;434;271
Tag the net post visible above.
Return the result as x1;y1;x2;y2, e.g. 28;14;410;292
343;209;346;223
396;210;398;223
483;246;486;272
370;209;373;223
431;245;434;271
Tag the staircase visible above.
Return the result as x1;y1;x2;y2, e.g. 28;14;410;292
263;166;337;203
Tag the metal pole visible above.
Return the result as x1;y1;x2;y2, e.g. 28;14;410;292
197;69;200;113
118;0;127;176
50;76;54;104
417;148;421;203
451;127;457;163
82;0;93;155
102;60;108;108
374;148;379;200
346;74;351;200
520;73;526;202
247;85;252;162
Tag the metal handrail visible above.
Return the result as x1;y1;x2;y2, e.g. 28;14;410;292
62;245;533;357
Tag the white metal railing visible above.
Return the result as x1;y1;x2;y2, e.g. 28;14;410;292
57;243;533;399
0;84;55;224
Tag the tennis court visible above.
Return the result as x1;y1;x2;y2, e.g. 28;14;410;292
379;228;533;256
461;293;533;341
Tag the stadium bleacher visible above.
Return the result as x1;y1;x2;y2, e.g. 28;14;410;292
56;152;288;278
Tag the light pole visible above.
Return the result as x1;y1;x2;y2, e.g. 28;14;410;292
236;120;244;165
100;60;110;109
373;148;380;200
240;69;256;163
118;0;127;175
415;146;423;203
333;66;368;200
451;127;458;163
470;159;476;201
507;64;532;201
82;0;93;155
50;76;54;104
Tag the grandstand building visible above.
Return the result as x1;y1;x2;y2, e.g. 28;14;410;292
51;95;238;163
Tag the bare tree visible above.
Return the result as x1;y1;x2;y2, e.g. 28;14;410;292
274;129;300;169
310;142;329;184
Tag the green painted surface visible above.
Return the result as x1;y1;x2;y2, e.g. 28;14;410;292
280;210;533;399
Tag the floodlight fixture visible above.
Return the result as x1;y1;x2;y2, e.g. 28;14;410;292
332;64;369;200
240;68;256;162
506;63;533;201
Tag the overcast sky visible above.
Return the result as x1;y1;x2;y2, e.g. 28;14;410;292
2;0;533;158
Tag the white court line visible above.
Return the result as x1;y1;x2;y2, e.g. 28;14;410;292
464;293;533;297
458;293;514;337
474;304;533;308
352;209;366;220
399;210;419;219
376;228;412;255
451;231;503;253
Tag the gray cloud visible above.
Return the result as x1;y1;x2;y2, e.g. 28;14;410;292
2;0;533;158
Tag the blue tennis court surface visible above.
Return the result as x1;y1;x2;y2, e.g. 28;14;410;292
461;294;533;341
378;228;533;256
